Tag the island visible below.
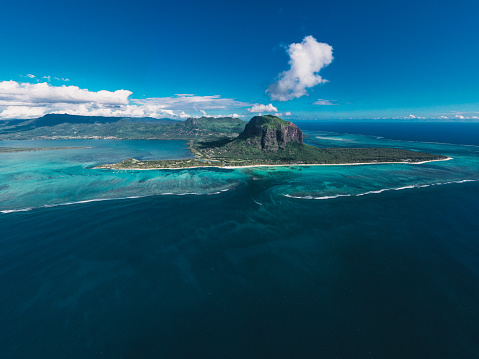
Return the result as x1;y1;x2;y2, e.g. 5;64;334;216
94;115;450;170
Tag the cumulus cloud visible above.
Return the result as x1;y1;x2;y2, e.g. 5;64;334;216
0;81;131;106
0;81;252;120
0;106;46;119
313;99;337;105
133;94;251;112
26;74;35;79
195;113;243;119
267;35;333;101
0;103;191;120
247;103;278;113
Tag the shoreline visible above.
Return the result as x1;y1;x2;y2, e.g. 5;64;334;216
95;156;453;171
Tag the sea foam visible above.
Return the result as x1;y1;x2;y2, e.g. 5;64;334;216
284;179;479;201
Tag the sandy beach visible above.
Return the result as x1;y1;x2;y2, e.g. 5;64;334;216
96;156;453;171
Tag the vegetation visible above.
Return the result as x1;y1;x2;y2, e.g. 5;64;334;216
251;114;289;129
0;114;246;140
192;138;447;165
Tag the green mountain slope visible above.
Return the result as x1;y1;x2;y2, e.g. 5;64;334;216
0;114;246;140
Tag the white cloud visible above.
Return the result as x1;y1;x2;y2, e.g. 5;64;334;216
133;94;251;111
267;35;333;101
51;104;189;119
26;74;35;79
313;99;337;106
0;81;131;106
0;82;253;120
53;77;70;82
195;113;244;119
284;111;292;116
455;115;465;119
0;106;46;119
247;103;278;113
42;76;51;81
0;103;192;120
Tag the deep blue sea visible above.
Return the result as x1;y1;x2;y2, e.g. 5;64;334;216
1;123;479;358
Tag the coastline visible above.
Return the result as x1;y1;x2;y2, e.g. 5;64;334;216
95;156;453;171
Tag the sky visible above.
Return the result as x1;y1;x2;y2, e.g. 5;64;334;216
1;0;479;121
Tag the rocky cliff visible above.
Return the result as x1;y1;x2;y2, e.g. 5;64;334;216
239;115;303;151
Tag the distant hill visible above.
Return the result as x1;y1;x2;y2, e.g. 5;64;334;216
33;114;179;126
0;114;246;140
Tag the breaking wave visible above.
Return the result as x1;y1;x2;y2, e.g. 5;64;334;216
284;179;479;200
0;189;230;214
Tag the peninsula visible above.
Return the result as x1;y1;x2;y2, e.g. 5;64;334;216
95;115;449;170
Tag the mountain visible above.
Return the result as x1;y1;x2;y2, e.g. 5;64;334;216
239;115;303;151
0;114;246;140
33;114;179;126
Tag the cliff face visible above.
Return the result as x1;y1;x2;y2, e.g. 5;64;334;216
239;115;303;151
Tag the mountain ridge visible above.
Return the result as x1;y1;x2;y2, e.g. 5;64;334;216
0;114;246;140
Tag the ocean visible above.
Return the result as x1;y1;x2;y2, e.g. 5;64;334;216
1;122;479;358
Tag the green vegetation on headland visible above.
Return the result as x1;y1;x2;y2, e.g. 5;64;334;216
95;115;449;170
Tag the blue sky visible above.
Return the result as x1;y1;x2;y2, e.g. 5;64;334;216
1;0;479;120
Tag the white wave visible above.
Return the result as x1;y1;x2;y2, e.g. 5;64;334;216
284;194;302;199
1;189;232;214
314;194;352;200
252;198;263;205
394;185;416;191
1;208;33;214
284;179;479;201
356;189;389;196
315;136;351;142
